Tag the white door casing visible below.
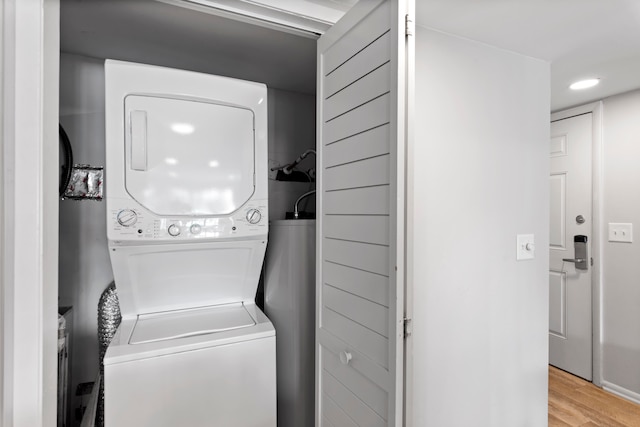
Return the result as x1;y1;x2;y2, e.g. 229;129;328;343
549;113;593;381
1;0;60;426
316;0;410;426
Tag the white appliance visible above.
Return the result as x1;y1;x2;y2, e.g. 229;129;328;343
103;60;275;427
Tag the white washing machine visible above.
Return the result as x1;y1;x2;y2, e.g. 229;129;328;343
103;60;275;427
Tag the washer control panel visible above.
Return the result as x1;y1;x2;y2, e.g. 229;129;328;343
108;198;267;242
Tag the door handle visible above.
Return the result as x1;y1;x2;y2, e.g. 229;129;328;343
564;235;588;271
130;110;148;171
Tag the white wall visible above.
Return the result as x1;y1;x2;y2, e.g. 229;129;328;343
600;89;640;400
58;52;315;420
410;28;550;427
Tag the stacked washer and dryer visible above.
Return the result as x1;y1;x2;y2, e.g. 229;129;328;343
103;60;276;426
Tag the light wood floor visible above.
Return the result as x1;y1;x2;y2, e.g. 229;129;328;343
549;366;640;426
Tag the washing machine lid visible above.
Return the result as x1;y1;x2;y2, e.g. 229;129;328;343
130;303;256;345
124;94;255;217
104;303;274;365
109;240;267;317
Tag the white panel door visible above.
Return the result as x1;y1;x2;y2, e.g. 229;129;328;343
549;113;593;380
316;1;411;426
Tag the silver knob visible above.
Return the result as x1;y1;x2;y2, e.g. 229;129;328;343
116;209;138;227
168;224;181;237
246;209;262;224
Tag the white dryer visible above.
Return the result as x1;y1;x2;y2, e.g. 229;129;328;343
103;60;275;427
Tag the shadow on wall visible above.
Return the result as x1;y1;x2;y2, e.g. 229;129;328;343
59;53;113;426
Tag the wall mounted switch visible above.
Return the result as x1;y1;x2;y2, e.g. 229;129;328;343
608;223;633;243
517;234;535;260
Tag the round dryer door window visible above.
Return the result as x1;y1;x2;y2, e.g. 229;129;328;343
124;95;255;216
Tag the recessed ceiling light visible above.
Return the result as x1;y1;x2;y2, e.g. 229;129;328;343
570;78;600;90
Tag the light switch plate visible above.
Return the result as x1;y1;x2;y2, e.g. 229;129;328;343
517;234;535;260
608;223;633;243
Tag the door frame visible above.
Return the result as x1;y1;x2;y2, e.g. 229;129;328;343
1;0;60;426
551;101;603;386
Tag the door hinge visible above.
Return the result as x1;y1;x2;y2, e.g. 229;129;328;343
403;317;412;339
405;14;414;37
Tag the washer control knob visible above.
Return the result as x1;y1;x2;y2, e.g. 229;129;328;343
117;209;138;227
246;209;262;224
190;224;202;235
168;224;181;237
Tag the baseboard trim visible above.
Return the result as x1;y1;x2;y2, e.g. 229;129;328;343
602;380;640;405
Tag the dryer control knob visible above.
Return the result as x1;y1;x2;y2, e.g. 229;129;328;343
168;224;181;237
190;224;202;235
246;209;262;224
116;209;138;227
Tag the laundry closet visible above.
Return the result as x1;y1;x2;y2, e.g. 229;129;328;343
59;0;320;425
56;1;552;426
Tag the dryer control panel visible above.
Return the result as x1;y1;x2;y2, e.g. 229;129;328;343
108;198;267;242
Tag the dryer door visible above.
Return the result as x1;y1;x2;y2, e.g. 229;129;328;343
124;95;255;216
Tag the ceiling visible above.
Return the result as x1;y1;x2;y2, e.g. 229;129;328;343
60;0;318;94
415;0;640;112
61;0;640;111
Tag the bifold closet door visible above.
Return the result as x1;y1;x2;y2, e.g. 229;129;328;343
316;1;411;426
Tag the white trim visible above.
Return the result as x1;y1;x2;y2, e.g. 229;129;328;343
391;1;410;425
42;0;60;424
0;0;5;421
602;381;640;405
403;2;415;426
155;0;324;38
551;101;604;387
1;0;59;426
2;2;19;424
314;36;322;427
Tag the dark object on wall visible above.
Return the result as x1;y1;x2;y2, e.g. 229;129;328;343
96;282;121;427
285;211;315;219
271;148;316;182
274;169;314;182
59;124;74;197
59;123;104;201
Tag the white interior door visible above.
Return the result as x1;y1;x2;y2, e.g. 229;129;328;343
316;0;410;426
549;113;593;381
